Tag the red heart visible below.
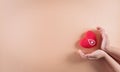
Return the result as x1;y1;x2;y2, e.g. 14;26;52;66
79;31;97;48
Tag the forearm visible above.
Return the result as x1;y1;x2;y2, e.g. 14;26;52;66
105;46;120;63
104;53;120;72
106;46;120;56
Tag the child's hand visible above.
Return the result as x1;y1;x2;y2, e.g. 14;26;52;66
78;49;106;60
97;27;109;50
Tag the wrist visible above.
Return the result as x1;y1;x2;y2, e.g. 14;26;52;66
101;50;108;58
104;51;111;60
104;46;112;53
104;53;109;61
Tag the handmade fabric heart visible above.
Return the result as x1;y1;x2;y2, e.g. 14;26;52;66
79;31;97;48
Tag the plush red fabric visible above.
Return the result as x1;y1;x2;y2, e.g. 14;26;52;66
79;31;97;48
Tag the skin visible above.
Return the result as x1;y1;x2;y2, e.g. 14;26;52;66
77;27;120;72
98;27;120;63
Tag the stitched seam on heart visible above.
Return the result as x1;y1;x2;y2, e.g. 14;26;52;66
88;39;96;46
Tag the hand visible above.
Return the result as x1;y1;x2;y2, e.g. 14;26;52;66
78;49;106;60
77;27;109;60
97;27;109;50
85;50;106;60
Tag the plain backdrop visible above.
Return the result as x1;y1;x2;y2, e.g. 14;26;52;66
0;0;120;72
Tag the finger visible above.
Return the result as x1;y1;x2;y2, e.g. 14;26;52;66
85;54;96;58
87;57;98;60
77;50;87;59
85;54;98;60
101;31;107;38
96;27;103;31
101;33;109;50
96;27;105;34
78;49;85;56
96;27;102;30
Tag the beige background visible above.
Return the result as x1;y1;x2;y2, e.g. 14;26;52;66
0;0;120;72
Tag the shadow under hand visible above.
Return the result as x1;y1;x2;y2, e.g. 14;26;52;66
66;52;87;64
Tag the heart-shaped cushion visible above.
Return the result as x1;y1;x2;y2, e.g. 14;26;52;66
79;31;97;48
